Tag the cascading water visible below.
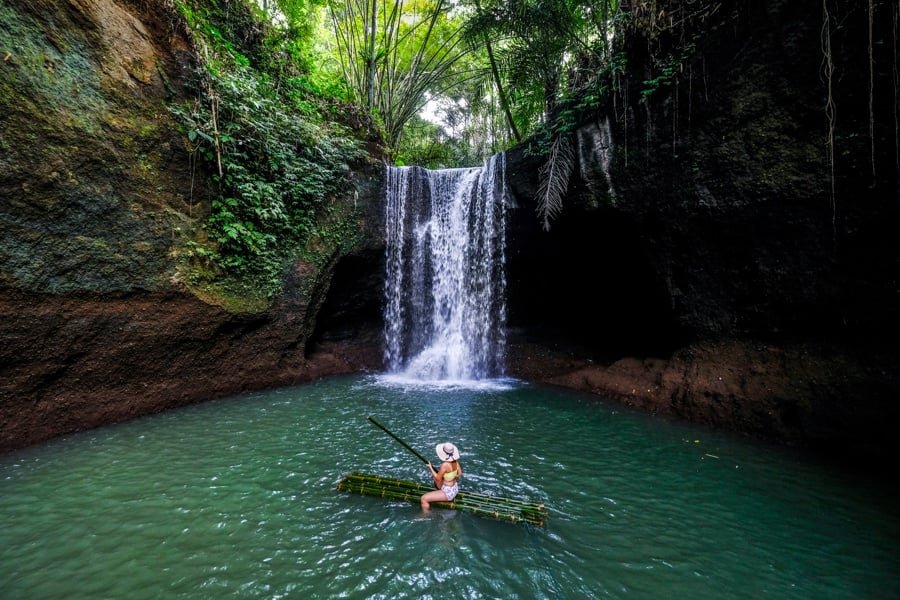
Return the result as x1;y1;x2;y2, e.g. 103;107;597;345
383;154;507;382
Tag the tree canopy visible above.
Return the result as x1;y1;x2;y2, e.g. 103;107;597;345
251;0;624;164
165;0;900;283
327;0;475;150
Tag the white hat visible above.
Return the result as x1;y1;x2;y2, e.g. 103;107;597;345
435;442;460;462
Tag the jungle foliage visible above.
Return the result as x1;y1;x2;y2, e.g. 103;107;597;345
170;0;364;307
174;0;892;270
326;0;475;151
169;0;733;253
315;0;626;166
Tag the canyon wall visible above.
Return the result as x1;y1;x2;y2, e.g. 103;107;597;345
2;0;898;463
502;0;900;460
0;0;384;452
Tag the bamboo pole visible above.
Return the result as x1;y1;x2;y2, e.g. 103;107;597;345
337;472;548;526
338;475;537;514
366;417;430;464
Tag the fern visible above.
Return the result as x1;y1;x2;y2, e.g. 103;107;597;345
535;134;575;231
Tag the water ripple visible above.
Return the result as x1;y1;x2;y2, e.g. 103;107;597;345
1;375;898;599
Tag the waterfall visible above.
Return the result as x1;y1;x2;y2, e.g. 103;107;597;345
383;154;507;382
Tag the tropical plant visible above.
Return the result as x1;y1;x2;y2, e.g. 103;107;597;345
535;134;575;231
171;0;363;303
326;0;477;150
463;0;619;140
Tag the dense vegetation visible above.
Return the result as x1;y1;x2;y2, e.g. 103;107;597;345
170;0;631;293
176;0;772;252
168;0;369;308
172;0;900;297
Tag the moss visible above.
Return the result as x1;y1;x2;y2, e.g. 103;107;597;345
74;234;112;252
138;123;159;138
0;5;108;135
184;280;273;314
0;1;207;296
168;199;365;315
301;198;365;267
168;223;278;315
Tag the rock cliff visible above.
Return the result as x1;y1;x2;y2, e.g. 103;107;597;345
2;0;898;463
0;0;384;452
503;0;900;461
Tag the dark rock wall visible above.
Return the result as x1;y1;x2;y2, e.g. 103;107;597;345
0;0;385;452
624;0;899;342
508;0;899;345
504;0;900;459
1;0;198;293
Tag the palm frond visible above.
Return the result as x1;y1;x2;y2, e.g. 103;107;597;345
535;134;575;231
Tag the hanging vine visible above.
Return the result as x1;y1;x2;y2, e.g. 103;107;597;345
894;0;899;176
821;0;836;240
869;0;876;184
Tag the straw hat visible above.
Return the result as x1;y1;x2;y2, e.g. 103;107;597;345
435;442;460;462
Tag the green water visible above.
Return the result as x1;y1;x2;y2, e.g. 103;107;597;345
1;375;898;599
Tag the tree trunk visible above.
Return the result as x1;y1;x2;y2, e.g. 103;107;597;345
366;0;378;110
474;0;521;143
485;38;521;143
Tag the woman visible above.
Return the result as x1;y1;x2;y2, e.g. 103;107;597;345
420;442;462;510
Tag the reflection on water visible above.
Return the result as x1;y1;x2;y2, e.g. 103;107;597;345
1;374;898;599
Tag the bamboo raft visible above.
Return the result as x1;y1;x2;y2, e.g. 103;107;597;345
337;472;549;526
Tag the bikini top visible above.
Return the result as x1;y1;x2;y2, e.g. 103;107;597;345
443;464;460;482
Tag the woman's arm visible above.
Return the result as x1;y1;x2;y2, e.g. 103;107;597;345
429;461;450;488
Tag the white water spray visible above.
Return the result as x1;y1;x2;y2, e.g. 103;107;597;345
383;154;507;382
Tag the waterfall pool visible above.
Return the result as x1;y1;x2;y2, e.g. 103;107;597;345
1;375;897;599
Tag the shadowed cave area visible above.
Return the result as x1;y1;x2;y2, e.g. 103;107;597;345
505;203;681;361
310;201;680;366
307;252;385;356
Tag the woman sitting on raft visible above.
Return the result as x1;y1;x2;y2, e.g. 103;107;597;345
421;443;462;510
